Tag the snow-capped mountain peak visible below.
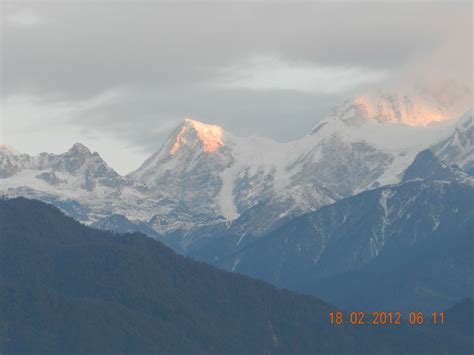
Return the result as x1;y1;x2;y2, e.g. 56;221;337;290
0;142;124;201
317;92;456;131
127;118;235;218
0;144;22;159
353;94;450;127
131;118;228;180
44;143;117;179
296;97;472;197
307;93;462;154
0;144;31;178
170;118;224;156
130;118;230;177
0;144;20;155
66;143;93;156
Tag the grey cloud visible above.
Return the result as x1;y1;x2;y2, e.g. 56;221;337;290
1;1;472;171
3;2;470;97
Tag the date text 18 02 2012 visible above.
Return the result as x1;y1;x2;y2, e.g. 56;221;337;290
328;311;444;326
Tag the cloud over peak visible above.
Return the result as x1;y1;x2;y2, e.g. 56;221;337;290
215;55;389;94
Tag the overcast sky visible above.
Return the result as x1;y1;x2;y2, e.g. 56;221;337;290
1;1;473;174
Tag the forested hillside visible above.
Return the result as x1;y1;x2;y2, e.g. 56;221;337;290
0;198;471;354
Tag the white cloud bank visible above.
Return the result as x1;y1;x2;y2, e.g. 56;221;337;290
215;56;389;94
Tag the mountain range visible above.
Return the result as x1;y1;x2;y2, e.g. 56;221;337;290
1;97;472;237
1;96;473;312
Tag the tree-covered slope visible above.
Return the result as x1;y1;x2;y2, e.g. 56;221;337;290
1;198;472;354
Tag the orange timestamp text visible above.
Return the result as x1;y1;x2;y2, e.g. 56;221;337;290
329;311;445;326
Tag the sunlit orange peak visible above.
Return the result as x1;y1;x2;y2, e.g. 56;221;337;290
170;118;224;155
0;144;19;154
354;96;450;127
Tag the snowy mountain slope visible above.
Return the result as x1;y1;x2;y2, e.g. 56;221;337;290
129;99;466;225
431;108;474;174
348;90;462;127
129;118;296;220
0;143;126;196
153;183;338;261
91;214;160;238
0;146;137;226
0;144;34;178
288;97;460;195
0;142;226;231
129;119;235;217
